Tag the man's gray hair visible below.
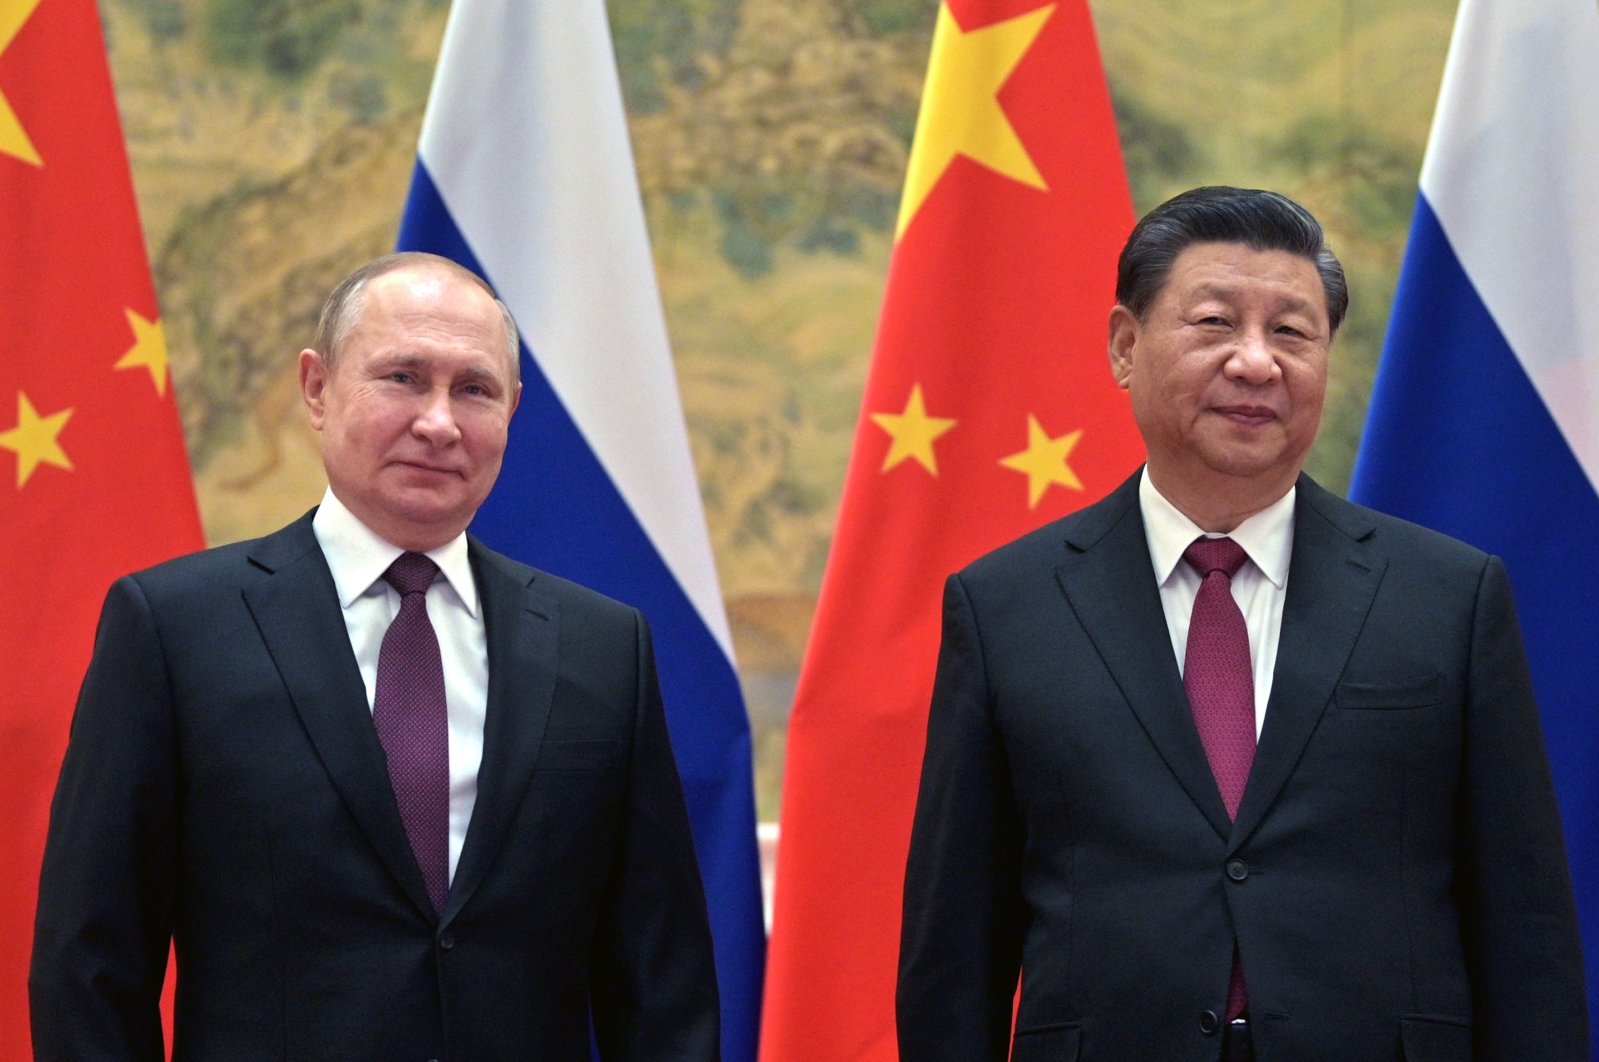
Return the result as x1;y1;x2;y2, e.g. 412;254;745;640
313;251;521;381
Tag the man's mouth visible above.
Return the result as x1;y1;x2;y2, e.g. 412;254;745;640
1213;404;1278;425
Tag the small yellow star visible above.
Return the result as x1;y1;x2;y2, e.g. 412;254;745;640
895;1;1055;237
0;0;45;167
0;391;73;487
999;414;1082;508
114;309;171;395
870;384;957;475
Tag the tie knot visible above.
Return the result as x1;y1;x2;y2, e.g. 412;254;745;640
383;551;439;596
1184;536;1248;579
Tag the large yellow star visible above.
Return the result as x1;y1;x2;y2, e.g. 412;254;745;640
870;384;957;475
114;309;172;395
0;0;45;168
894;1;1055;237
0;391;73;487
999;414;1082;508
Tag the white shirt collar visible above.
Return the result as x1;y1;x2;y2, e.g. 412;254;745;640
311;487;480;617
1138;468;1295;591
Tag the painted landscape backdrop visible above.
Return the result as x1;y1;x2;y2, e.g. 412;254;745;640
103;0;1458;818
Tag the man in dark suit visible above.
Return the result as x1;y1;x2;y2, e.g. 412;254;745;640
30;252;720;1060
897;187;1587;1061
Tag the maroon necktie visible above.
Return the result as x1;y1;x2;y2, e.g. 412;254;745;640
374;551;450;915
1183;536;1255;1019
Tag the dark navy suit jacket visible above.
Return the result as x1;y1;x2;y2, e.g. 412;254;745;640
31;511;719;1061
898;473;1586;1061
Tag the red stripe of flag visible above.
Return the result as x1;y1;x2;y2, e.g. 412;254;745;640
760;2;1143;1057
0;0;204;1053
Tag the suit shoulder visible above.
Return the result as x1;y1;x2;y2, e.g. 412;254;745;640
468;540;642;624
127;537;254;583
1299;483;1494;577
959;517;1069;583
957;488;1135;590
117;518;314;603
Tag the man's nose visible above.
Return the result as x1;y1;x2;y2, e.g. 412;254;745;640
1225;330;1280;385
412;389;463;444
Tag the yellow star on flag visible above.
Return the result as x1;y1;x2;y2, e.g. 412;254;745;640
1000;414;1083;508
0;0;45;167
894;1;1055;237
870;383;957;475
115;309;172;395
0;390;73;487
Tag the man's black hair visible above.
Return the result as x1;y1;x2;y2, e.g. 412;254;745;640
1116;186;1348;335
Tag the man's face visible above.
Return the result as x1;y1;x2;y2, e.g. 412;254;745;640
1109;241;1330;508
299;266;521;551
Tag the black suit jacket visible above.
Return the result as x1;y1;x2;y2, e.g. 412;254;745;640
898;473;1586;1061
30;512;719;1061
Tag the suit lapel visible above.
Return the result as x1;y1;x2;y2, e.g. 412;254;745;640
442;541;559;923
1055;474;1234;839
241;513;438;921
1229;477;1387;850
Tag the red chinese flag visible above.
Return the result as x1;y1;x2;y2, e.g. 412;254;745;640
760;2;1143;1058
0;0;204;1051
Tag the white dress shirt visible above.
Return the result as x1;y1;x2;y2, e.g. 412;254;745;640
1139;470;1296;737
312;488;487;883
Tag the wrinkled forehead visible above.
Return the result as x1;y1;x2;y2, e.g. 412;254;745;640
356;266;517;370
1160;242;1329;314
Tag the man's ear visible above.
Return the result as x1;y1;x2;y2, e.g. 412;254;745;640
299;349;329;430
1107;305;1138;391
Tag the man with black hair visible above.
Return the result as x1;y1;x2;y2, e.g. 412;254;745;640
898;187;1587;1061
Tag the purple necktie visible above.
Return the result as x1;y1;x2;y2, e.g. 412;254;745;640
374;551;450;915
1183;535;1255;1019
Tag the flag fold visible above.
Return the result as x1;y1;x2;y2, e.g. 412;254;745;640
1;0;204;1051
1350;0;1599;1048
760;2;1143;1057
396;3;765;1058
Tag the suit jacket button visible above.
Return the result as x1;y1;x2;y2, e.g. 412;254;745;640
1199;1010;1220;1034
438;934;455;950
1226;859;1249;881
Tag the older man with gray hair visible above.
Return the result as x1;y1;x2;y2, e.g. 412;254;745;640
32;252;721;1060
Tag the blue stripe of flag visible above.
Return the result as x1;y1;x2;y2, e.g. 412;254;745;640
398;161;765;1061
1351;194;1599;1041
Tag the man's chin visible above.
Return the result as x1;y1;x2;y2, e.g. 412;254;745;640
1195;445;1303;486
366;492;479;547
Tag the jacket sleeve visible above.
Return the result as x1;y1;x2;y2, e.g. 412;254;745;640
30;575;179;1062
898;573;1025;1062
589;610;721;1060
1456;556;1589;1058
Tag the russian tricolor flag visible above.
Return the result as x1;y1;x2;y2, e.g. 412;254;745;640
394;1;764;1056
1351;0;1599;1045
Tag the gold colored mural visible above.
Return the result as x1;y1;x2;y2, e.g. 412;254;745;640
104;0;1458;819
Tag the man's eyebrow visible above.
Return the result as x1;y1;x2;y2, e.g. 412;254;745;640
370;354;500;379
453;364;504;386
370;352;427;371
